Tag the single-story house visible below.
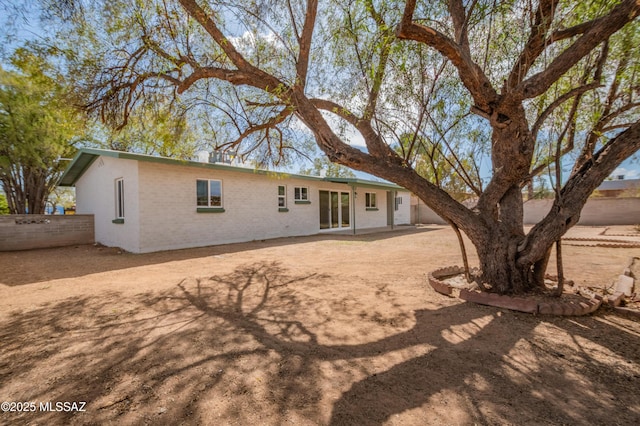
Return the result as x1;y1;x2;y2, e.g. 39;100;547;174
594;178;640;198
59;148;411;253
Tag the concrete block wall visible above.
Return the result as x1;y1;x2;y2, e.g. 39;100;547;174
0;214;94;251
136;162;363;253
411;197;448;225
353;188;387;229
523;197;640;225
134;163;413;253
394;192;411;225
411;196;640;226
71;154;416;253
75;155;140;251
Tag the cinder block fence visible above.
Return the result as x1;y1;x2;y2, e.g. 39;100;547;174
412;197;640;226
0;215;94;251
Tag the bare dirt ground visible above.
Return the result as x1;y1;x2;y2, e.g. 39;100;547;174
1;225;639;425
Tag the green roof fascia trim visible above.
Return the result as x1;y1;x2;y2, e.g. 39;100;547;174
58;148;327;186
58;148;409;192
58;151;100;186
324;177;407;192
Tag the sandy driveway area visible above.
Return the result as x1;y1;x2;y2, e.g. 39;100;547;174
1;225;639;425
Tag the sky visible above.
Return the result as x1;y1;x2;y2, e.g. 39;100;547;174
1;1;638;185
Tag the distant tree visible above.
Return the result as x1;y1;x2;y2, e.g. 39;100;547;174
529;177;555;200
0;192;9;214
0;47;86;214
101;99;204;160
48;186;75;213
398;133;481;202
299;157;356;178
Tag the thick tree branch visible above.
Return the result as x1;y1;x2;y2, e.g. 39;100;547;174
519;120;640;266
216;107;294;151
178;0;253;71
176;67;279;95
363;0;393;121
311;97;402;161
306;104;481;236
295;0;318;89
549;21;593;42
505;0;559;91
396;0;497;111
516;0;640;100
310;98;359;126
447;0;471;52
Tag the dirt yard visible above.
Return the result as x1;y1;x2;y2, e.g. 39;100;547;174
1;225;639;425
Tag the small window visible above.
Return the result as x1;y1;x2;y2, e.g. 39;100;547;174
395;196;402;211
115;178;125;219
278;185;287;208
365;192;377;209
294;187;308;201
197;179;223;207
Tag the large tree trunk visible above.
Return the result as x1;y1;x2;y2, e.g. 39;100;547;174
300;96;640;296
474;230;553;295
1;167;51;214
477;238;530;294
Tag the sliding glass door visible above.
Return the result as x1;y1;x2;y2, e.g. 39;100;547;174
319;190;350;230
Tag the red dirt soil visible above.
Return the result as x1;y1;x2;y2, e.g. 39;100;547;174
1;225;639;425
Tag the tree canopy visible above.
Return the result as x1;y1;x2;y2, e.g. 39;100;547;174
35;0;640;294
0;47;87;214
100;100;202;159
299;157;356;178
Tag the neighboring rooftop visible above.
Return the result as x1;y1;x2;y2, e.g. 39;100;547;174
596;178;640;191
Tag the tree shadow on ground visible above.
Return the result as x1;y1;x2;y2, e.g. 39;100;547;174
1;261;638;425
0;225;438;286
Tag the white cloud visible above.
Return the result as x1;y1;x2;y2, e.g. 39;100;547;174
229;30;280;56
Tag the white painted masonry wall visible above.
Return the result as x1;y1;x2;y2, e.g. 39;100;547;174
76;156;412;253
394;192;411;225
75;156;141;252
353;188;387;229
351;189;411;228
136;161;358;252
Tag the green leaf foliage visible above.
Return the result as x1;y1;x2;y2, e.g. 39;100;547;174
0;192;9;214
0;46;87;214
299;157;356;178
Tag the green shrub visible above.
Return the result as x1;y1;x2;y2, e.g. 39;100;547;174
0;193;9;214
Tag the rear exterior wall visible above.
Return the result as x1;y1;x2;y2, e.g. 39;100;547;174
75;157;412;253
136;162;347;252
75;156;141;252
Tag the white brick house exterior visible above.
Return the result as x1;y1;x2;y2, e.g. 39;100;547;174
59;149;411;253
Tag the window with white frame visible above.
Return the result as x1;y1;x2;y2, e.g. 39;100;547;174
278;185;287;208
365;192;377;209
196;179;223;207
115;178;125;219
395;196;402;211
294;186;308;202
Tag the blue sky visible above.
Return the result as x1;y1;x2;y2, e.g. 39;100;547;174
2;1;638;185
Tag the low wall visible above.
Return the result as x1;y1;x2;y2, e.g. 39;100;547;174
523;197;640;225
411;203;448;225
412;197;640;226
0;214;94;251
